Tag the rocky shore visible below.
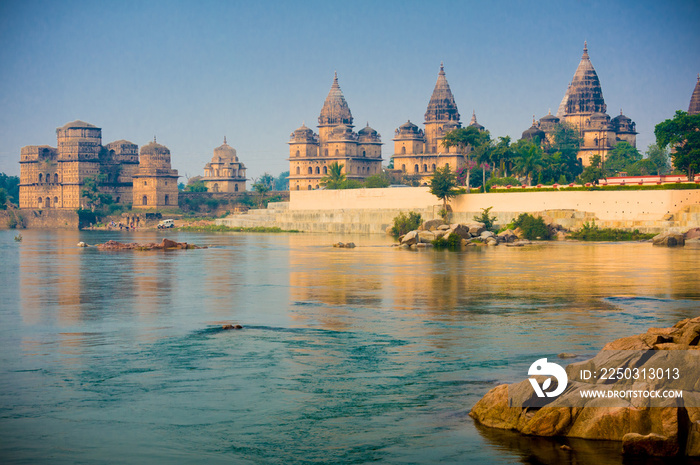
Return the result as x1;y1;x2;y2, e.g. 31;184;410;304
470;317;700;457
88;238;206;250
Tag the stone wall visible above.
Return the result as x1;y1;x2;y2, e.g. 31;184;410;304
217;187;700;234
1;209;80;230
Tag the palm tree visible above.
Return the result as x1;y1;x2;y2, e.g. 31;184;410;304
320;162;346;189
512;141;544;186
492;136;514;177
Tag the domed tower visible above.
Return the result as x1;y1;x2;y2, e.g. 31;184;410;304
103;139;139;205
468;111;485;132
521;116;546;142
611;110;638;146
288;124;320;191
132;138;179;208
689;74;700;115
357;123;382;159
424;63;461;153
562;42;607;124
318;72;353;144
392;120;425;173
203;137;247;193
54;120;103;208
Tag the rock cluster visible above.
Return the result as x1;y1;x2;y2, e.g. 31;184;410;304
652;232;686;247
470;317;700;457
332;242;356;248
397;220;535;248
95;239;205;250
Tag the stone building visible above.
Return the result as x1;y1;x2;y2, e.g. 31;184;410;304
202;137;247;192
20;121;177;210
522;43;637;167
132;138;179;209
288;73;383;190
689;74;700;115
391;64;487;184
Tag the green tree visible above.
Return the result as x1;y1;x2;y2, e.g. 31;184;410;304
474;206;497;231
320;162;346;189
0;188;7;209
178;182;186;191
275;171;290;191
442;126;490;190
0;173;20;205
429;165;463;210
363;172;391;188
258;172;275;190
81;175;113;211
252;178;270;207
645;144;671;175
548;123;583;182
655;111;700;180
604;141;642;176
390;211;422;238
512;140;544;186
578;155;605;184
185;179;208;192
626;159;657;176
491;136;515;177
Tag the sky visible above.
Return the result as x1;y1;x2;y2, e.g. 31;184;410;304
1;0;698;183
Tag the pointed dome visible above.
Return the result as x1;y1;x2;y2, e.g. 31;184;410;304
318;72;353;127
290;123;318;143
139;138;172;169
213;137;237;162
468;110;485;131
358;123;381;142
562;42;607;115
425;63;460;123
689;74;700;115
522;116;545;141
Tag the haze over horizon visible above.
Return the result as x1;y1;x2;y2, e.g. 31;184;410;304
1;0;698;183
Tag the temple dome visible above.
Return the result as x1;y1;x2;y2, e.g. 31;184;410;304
468;111;485;131
562;42;607;115
290;124;318;143
318;72;353;127
358;123;381;142
522;117;545;141
213;137;237;162
139;138;172;168
689;74;700;115
328;123;357;141
425;63;460;123
60;120;98;130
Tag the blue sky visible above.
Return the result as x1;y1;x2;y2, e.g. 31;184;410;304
1;0;698;182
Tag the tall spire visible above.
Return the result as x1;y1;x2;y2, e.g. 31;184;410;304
689;73;700;115
318;72;353;127
425;62;460;123
561;42;606;116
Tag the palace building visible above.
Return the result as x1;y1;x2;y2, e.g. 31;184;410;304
390;63;487;184
288;73;383;190
202;137;247;192
19;120;178;210
521;42;637;166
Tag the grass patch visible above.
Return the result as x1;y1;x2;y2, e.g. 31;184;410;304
568;222;655;241
177;224;300;233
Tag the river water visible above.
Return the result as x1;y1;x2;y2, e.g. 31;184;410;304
0;229;699;464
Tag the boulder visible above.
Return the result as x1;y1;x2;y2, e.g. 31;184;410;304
497;229;517;243
418;231;436;243
622;433;680;457
77;242;88;247
467;222;486;236
685;228;700;240
480;231;495;240
486;238;498;246
437;224;451;231
421;219;445;231
401;230;418;246
345;242;356;248
652;233;685;247
447;224;472;240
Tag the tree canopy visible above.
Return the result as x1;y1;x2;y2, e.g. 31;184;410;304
429;165;463;209
320;162;347;189
604;141;642;176
442;127;491;189
655;110;700;180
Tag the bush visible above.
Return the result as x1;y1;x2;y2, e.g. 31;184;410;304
474;206;497;231
432;232;462;249
568;222;655;241
390;211;422;238
363;173;391;188
486;177;520;189
509;213;551;240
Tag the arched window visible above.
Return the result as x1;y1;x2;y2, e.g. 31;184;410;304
296;185;300;190
414;164;419;173
37;196;43;206
54;196;58;206
212;183;219;192
164;194;169;205
315;184;319;189
235;184;239;192
296;150;300;157
54;173;58;183
323;166;327;175
307;185;312;190
307;167;312;174
432;164;436;171
45;197;51;207
423;164;427;172
116;197;120;203
401;146;406;154
401;164;406;172
324;149;328;157
39;173;43;183
362;150;366;157
296;167;300;175
315;167;320;174
445;163;449;169
335;149;339;156
46;173;50;183
142;195;148;206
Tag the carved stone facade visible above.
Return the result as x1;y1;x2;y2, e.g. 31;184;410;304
132;139;179;209
203;137;247;192
391;64;486;184
288;73;382;190
20;121;178;210
689;74;700;115
523;43;637;167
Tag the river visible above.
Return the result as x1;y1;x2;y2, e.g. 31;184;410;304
1;229;698;464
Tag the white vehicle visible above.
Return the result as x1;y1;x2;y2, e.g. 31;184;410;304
158;219;175;229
